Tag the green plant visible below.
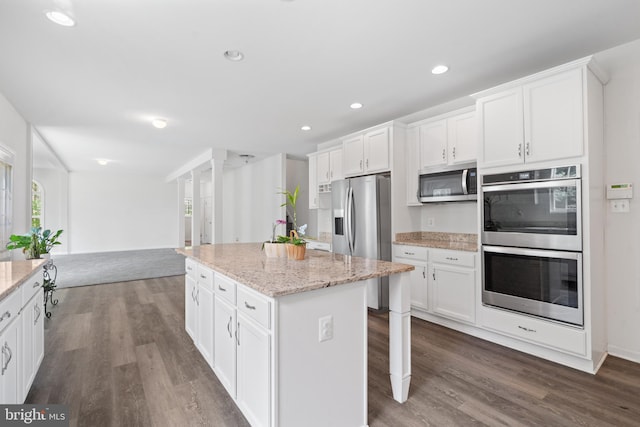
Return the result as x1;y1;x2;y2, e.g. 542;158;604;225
278;185;300;231
6;227;63;259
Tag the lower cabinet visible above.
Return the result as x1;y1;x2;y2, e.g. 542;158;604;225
196;280;214;368
185;275;197;340
431;261;476;324
214;295;236;397
20;293;44;401
0;316;19;404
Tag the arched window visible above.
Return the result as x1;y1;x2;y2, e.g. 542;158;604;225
32;180;43;228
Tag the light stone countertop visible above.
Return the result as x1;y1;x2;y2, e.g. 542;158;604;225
177;243;414;298
394;232;478;252
0;259;47;302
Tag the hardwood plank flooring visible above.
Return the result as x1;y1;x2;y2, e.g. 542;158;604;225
26;275;640;426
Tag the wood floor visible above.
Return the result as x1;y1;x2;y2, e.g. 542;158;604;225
27;276;640;426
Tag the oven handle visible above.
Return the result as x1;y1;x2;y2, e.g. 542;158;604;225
461;169;468;194
482;245;582;260
482;179;579;193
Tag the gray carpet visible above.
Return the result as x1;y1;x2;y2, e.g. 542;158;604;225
51;248;186;288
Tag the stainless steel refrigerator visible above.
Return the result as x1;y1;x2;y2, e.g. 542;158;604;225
332;174;391;310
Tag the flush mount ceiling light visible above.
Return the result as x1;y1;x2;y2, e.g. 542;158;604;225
45;10;76;27
239;154;255;164
431;65;449;75
301;125;312;131
151;118;167;129
350;102;363;109
96;159;109;166
224;50;244;61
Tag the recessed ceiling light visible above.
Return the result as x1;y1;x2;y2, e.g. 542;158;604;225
151;118;167;129
45;10;76;27
301;125;312;131
224;50;244;61
97;159;109;166
431;65;449;75
350;102;363;109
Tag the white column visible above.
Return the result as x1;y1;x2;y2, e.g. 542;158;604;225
191;170;201;246
177;177;185;247
210;150;227;244
388;271;412;402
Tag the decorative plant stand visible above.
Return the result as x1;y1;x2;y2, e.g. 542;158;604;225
43;259;58;318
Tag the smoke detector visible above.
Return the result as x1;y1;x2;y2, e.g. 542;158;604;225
239;154;255;164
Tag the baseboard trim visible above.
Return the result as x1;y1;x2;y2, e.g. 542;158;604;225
608;345;640;364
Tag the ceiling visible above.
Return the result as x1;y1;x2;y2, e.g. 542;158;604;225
1;1;640;177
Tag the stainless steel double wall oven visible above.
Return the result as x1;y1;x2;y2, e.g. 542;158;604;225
481;165;583;326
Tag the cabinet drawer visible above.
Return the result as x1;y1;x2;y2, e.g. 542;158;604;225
185;258;197;279
393;245;428;261
215;274;237;305
21;271;43;307
430;249;475;268
0;289;21;333
197;264;214;291
237;286;271;330
480;306;586;357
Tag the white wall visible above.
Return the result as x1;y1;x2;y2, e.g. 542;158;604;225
286;158;311;235
68;171;177;253
418;202;478;234
33;167;69;254
222;153;286;243
596;39;640;363
0;92;30;234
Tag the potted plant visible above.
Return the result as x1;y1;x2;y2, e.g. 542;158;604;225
278;186;308;260
262;219;288;258
6;227;63;260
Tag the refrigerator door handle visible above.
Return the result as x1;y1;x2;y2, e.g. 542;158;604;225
344;185;352;254
349;186;355;254
346;186;354;254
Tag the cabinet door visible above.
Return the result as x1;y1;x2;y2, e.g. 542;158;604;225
447;112;477;164
236;313;270;427
523;68;583;164
343;135;364;176
308;155;318;209
0;319;20;404
20;295;44;401
405;127;421;206
214;297;236;398
185;275;197;340
329;149;343;182
419;119;448;168
317;152;330;185
364;127;390;173
196;284;214;368
477;88;524;168
409;264;429;311
431;264;476;324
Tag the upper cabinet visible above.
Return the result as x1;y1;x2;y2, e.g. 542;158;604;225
476;67;584;169
308;154;318;209
343;126;390;176
418;109;477;170
318;148;343;185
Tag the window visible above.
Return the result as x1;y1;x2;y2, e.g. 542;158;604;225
184;198;193;217
0;146;13;260
32;180;43;228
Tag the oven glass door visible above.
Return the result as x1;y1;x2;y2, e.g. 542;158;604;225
482;179;581;250
482;245;583;326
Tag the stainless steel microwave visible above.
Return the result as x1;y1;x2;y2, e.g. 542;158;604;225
418;163;477;203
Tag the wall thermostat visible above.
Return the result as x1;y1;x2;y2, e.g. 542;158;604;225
607;183;633;199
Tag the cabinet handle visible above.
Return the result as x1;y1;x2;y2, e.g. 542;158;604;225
200;274;207;279
422;267;426;279
442;148;446;160
218;285;227;292
236;322;240;346
244;301;256;311
33;281;41;288
360;160;363;170
526;142;530;156
452;147;456;159
518;143;522;158
404;251;415;256
0;311;10;323
445;257;459;261
227;316;233;339
195;289;199;306
191;287;196;302
1;342;12;375
518;325;536;333
366;158;369;168
34;304;41;325
326;172;329;180
187;266;193;271
432;270;436;281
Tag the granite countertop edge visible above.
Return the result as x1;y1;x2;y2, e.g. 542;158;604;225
0;259;47;302
393;240;478;252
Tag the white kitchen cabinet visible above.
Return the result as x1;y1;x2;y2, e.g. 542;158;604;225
477;67;583;168
214;295;237;397
185;260;214;368
393;245;428;311
0;316;19;404
308;154;318;209
185;274;197;340
20;292;44;401
196;278;214;368
430;250;476;324
405;127;421;206
236;312;270;427
317;148;343;186
419;110;477;169
343;126;390;176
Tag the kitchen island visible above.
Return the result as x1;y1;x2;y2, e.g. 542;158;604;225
176;243;413;427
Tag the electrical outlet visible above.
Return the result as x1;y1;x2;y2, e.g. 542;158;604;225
611;199;630;213
319;315;333;342
427;217;435;227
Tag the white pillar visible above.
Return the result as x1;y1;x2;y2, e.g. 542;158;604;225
191;170;201;246
177;177;185;247
210;156;225;244
389;271;412;403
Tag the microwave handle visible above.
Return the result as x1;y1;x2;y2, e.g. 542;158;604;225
461;169;468;195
